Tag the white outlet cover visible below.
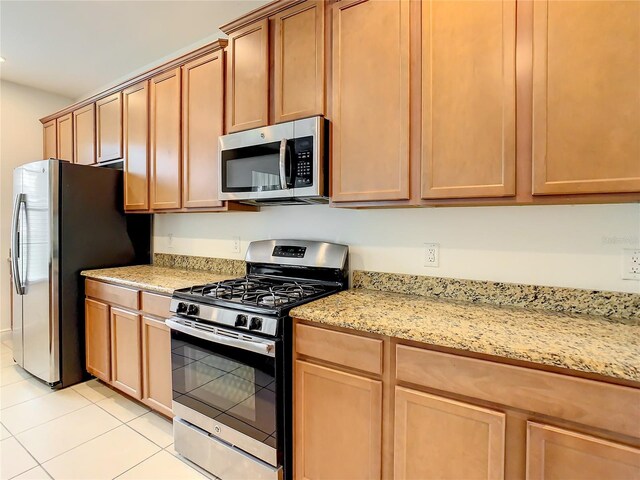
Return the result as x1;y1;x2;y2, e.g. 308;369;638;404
424;243;439;268
622;249;640;280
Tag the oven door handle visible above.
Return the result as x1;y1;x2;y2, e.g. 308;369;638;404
166;318;276;358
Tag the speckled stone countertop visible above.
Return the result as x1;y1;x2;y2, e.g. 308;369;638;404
81;265;237;295
290;289;640;383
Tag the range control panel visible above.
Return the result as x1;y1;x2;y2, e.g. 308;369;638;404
272;245;307;258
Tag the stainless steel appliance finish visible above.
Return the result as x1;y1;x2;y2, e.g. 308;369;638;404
245;239;349;270
10;159;151;387
166;318;276;357
167;239;349;480
218;116;327;205
174;419;282;480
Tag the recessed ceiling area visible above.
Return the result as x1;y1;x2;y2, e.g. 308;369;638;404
0;0;269;100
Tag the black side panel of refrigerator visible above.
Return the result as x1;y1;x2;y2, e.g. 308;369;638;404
58;162;151;387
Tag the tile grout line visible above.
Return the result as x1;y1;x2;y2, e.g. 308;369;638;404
3;398;95;437
111;444;167;479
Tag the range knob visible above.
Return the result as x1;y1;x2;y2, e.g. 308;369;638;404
249;317;263;331
187;304;199;316
176;302;187;314
235;314;248;327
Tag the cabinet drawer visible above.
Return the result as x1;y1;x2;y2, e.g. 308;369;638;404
396;345;640;438
86;279;139;310
141;292;172;319
296;323;383;375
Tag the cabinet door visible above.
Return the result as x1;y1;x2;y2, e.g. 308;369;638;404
56;113;73;162
226;19;269;133
274;1;325;123
73;103;96;165
532;1;640;195
123;81;150;212
394;387;506;480
295;360;382;480
43;120;57;160
421;1;516;199
96;92;123;162
332;0;410;202
141;316;172;417
110;307;142;399
182;52;225;209
85;299;110;382
150;68;182;210
526;422;640;479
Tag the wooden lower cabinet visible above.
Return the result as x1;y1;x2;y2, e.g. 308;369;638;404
526;423;640;480
394;387;505;480
85;299;111;382
294;360;383;480
85;281;173;417
141;316;172;416
293;319;640;480
110;307;142;399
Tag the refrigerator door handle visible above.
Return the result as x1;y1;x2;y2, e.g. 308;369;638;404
11;193;26;295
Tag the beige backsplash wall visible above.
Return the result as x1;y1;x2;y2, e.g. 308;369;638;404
154;203;640;295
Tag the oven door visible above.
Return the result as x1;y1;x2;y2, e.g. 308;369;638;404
167;317;282;467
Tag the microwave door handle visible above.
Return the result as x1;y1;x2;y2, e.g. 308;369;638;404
11;194;25;295
279;138;289;190
166;318;276;357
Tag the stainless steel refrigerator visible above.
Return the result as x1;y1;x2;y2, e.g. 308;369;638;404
10;159;150;388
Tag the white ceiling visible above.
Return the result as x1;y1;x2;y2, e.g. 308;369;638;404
0;0;269;100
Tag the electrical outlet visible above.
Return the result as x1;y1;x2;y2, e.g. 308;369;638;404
424;243;439;267
167;233;174;250
232;236;241;254
622;249;640;280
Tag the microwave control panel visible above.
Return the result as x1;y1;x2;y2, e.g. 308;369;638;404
294;136;314;187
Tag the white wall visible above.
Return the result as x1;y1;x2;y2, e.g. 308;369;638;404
0;80;73;331
155;203;640;294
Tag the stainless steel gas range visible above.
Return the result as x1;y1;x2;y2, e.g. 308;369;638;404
166;240;349;480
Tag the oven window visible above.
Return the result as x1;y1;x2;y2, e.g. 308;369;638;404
171;329;279;445
221;141;291;193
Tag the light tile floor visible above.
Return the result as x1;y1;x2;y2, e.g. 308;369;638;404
0;332;211;479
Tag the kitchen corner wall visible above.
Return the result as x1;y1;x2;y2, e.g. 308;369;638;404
0;80;74;331
154;203;640;295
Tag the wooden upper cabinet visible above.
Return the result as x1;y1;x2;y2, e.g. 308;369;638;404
73;103;96;165
226;19;269;133
56;113;73;162
331;0;410;202
295;360;382;480
96;92;123;163
394;387;506;480
532;1;640;195
123;81;150;212
85;298;111;382
274;1;325;123
150;68;182;210
526;422;640;479
43;120;57;160
182;51;225;209
110;307;142;399
421;0;516;199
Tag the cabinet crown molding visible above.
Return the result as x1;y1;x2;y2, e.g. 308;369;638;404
219;0;306;34
39;39;228;125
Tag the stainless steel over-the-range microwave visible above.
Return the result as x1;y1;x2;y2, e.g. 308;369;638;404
218;115;328;205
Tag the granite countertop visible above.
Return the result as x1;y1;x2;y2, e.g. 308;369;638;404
81;265;237;295
290;289;640;383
